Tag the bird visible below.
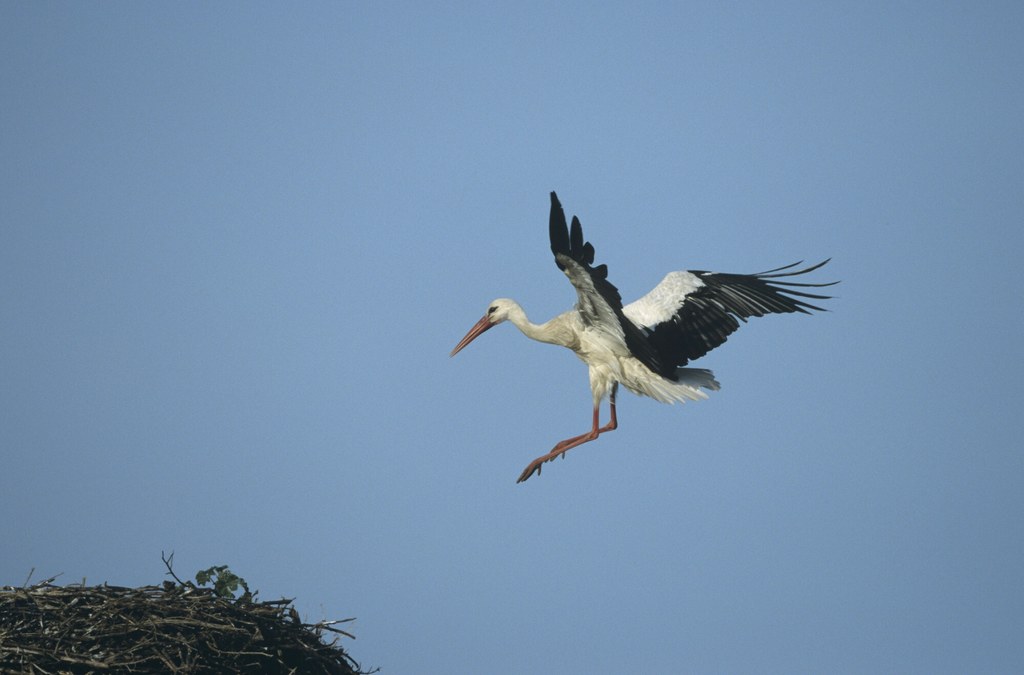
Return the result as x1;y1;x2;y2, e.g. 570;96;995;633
450;192;836;483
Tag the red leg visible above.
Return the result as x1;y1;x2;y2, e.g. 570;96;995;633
556;383;617;455
516;385;619;483
600;383;618;434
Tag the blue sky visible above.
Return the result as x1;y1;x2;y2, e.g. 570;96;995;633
2;2;1022;672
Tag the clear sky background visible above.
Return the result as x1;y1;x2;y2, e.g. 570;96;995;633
2;2;1022;673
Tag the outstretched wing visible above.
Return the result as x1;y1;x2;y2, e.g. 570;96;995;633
549;192;666;375
624;260;837;367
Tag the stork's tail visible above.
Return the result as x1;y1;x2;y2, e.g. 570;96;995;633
675;367;720;394
624;363;720;403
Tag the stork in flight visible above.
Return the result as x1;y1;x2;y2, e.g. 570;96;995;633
451;192;836;483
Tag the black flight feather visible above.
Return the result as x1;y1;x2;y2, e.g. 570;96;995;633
646;261;837;367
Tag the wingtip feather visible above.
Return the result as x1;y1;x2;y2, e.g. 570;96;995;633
549;191;570;262
570;216;584;253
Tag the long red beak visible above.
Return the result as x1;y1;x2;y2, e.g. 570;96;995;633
450;315;494;357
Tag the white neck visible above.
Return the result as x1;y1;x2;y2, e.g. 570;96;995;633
504;302;571;347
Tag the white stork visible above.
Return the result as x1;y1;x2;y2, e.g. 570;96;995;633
451;192;836;483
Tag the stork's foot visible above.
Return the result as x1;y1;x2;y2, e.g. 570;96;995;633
517;447;573;483
516;430;602;483
516;455;549;483
516;396;618;483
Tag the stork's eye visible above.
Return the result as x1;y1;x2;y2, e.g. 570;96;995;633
488;306;497;315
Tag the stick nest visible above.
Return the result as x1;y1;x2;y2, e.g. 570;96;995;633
0;577;373;674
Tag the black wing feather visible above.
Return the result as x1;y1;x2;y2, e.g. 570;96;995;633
570;216;584;254
549;195;571;268
646;261;837;367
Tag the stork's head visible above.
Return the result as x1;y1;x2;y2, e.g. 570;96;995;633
449;298;517;357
